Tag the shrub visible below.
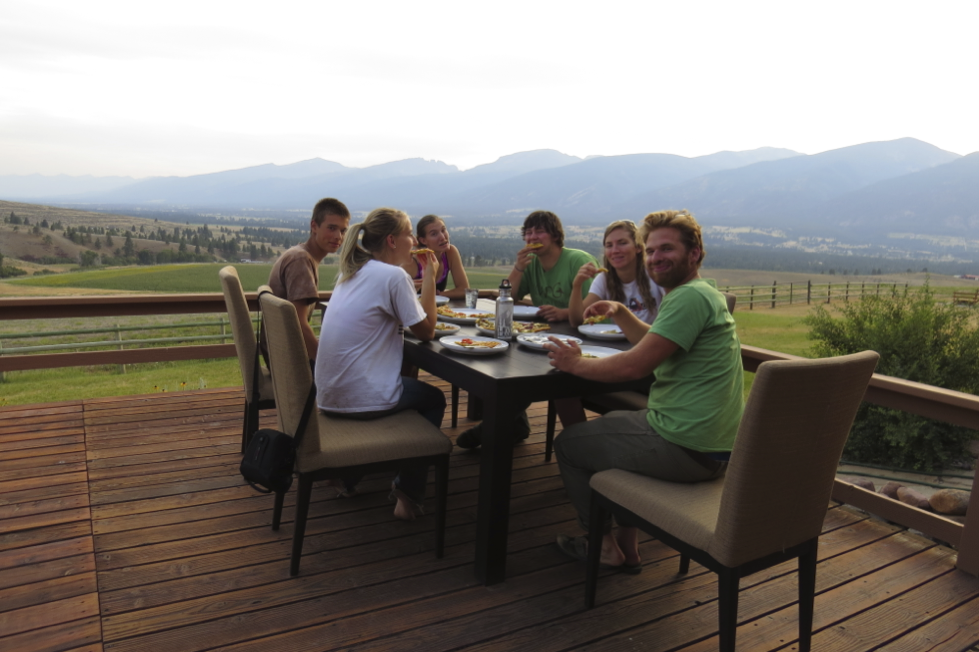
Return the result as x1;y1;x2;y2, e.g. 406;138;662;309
804;285;979;470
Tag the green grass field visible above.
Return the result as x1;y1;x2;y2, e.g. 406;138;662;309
0;264;840;406
7;262;516;295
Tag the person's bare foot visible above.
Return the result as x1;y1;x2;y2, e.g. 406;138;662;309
615;527;641;566
390;483;422;521
600;534;627;567
393;495;416;521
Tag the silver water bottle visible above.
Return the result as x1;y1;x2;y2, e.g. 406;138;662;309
495;279;514;340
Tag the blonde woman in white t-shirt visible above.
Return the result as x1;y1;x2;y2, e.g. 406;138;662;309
315;207;444;521
568;220;664;327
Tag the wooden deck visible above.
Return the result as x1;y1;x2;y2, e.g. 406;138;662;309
2;380;979;652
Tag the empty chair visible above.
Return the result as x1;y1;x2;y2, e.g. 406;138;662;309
544;292;738;461
219;266;275;452
259;291;453;576
584;350;879;652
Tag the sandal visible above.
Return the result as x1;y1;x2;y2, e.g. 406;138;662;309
326;478;358;498
555;534;642;575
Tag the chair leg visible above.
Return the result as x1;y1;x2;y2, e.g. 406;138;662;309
544;400;557;462
451;385;460;428
271;489;286;531
585;492;607;609
290;475;314;576
241;400;251;453
679;553;690;575
797;540;818;652
717;568;740;652
434;457;449;558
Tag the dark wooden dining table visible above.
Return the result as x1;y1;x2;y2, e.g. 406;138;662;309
402;299;651;585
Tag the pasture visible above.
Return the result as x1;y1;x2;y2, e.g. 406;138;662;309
1;262;957;406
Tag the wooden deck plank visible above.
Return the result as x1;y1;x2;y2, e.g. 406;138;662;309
88;461;241;494
0;434;86;454
0;450;87;474
0;593;100;638
0;536;94;570
668;544;962;652
0;420;86;438
0;552;96;591
0;572;98;613
0;388;976;652
0;616;102;652
808;561;979;651
85;443;242;469
0;482;90;509
0;521;93;553
875;593;979;652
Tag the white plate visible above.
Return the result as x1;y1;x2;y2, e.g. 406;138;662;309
516;333;583;351
513;305;541;320
437;307;495;325
416;294;449;305
577;323;626;340
475;319;549;337
432;323;461;338
579;345;620;359
438;335;510;355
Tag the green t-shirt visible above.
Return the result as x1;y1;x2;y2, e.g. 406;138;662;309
647;278;744;452
516;247;596;309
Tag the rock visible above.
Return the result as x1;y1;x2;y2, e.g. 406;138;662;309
897;487;931;509
840;476;875;492
880;481;904;498
929;489;970;516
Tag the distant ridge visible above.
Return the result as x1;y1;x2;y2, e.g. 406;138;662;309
2;139;975;240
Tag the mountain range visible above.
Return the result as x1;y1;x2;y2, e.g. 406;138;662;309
2;138;976;240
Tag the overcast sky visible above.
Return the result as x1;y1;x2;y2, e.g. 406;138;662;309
3;0;978;178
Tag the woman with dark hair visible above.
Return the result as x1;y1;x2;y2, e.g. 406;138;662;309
568;220;664;327
316;207;446;521
404;214;471;299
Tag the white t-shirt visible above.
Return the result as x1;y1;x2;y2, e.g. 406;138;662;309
315;259;426;413
587;272;665;324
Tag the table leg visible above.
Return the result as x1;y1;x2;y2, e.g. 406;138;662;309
467;395;483;420
474;390;517;585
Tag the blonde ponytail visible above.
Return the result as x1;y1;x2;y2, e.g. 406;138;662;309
336;208;410;284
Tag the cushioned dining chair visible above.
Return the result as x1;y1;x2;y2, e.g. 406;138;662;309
219;266;275;453
583;350;879;652
543;292;737;461
260;292;453;576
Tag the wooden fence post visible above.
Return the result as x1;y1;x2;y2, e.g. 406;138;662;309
846;282;850;302
807;280;811;305
827;282;832;304
749;285;755;310
220;316;227;344
789;283;794;305
116;324;126;374
771;281;777;309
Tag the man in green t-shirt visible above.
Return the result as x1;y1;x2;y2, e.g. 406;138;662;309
456;210;596;449
544;209;744;574
507;210;596;322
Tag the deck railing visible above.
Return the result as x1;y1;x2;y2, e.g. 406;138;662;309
1;293;976;576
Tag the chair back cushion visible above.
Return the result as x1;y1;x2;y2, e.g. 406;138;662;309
709;350;879;567
219;266;259;394
723;292;737;314
259;292;318;444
